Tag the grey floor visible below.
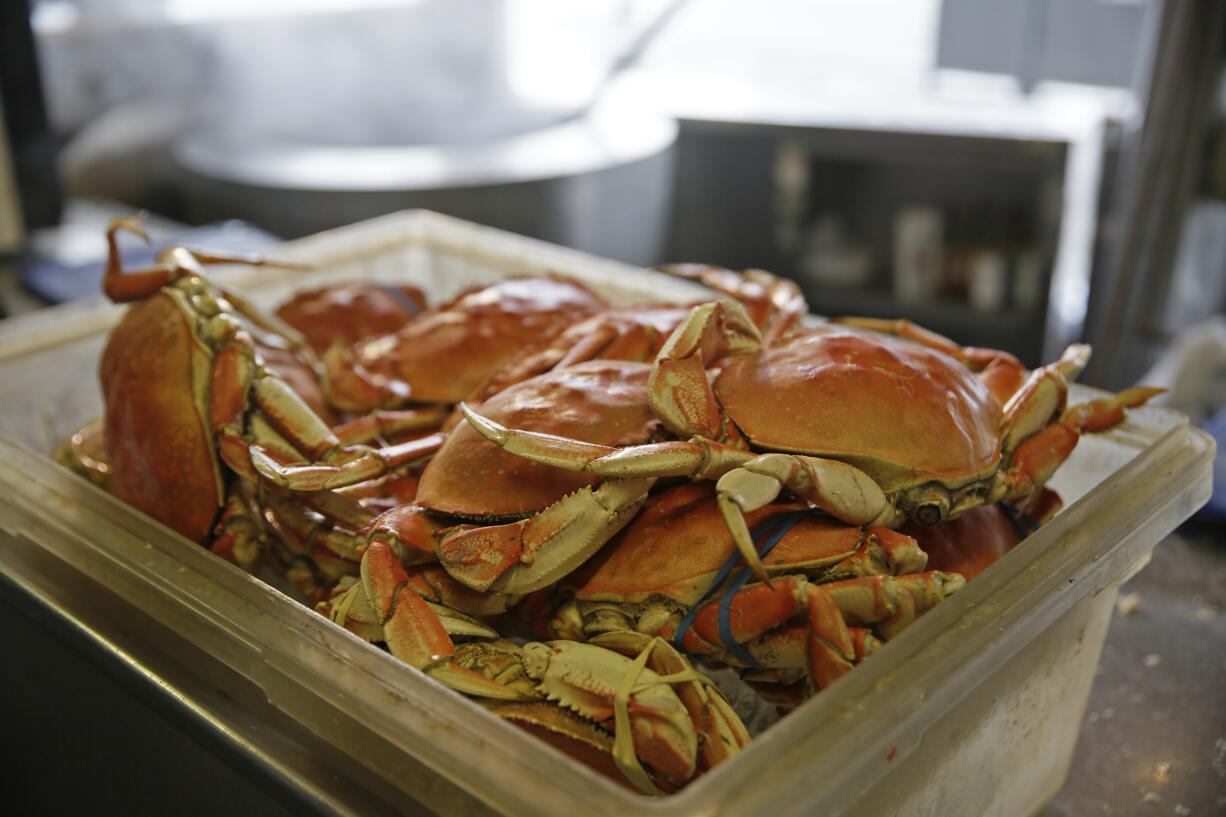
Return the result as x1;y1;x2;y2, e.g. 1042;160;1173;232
1042;518;1226;817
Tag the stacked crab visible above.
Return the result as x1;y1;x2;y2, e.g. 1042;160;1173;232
58;217;1159;794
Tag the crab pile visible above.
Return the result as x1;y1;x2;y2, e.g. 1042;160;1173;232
56;217;1161;794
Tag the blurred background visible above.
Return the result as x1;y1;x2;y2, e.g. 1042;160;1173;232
5;0;1226;391
1;2;1224;813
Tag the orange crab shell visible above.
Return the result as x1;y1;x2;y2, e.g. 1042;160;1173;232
464;304;694;409
274;281;428;355
100;291;222;544
714;329;1004;491
560;482;913;608
415;360;661;519
334;277;609;406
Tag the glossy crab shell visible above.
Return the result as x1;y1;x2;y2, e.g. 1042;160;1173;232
416;359;661;519
275;281;428;355
559;483;921;608
328;276;608;407
714;328;1004;493
100;290;223;544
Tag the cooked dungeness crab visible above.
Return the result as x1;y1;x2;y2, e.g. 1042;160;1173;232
274;280;428;355
358;359;663;596
320;276;609;413
461;300;1161;578
520;482;963;701
95;217;438;567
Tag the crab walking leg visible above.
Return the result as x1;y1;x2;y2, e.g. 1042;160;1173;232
649;299;764;440
713;452;892;580
105;218;316;367
245;429;446;492
103;216;308;302
331;407;454;445
998;343;1092;453
990;344;1162;501
321;568;505;644
359;542;532;700
679;573;964;691
995;384;1166;500
654;264;809;343
184;323;445;495
679;576;859;690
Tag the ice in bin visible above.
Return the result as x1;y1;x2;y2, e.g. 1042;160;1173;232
0;211;1214;817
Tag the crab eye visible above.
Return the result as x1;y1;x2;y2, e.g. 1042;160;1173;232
913;490;951;526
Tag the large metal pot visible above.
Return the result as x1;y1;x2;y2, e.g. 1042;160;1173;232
173;94;677;266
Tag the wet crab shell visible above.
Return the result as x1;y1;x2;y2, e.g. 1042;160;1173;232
714;328;1004;494
415;360;661;519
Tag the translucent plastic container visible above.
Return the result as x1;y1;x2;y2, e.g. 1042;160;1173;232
0;211;1214;817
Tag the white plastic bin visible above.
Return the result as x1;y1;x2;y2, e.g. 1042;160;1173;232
0;211;1214;816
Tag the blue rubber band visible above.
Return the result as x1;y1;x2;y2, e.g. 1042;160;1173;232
998;500;1042;540
672;509;810;670
716;510;808;668
671;513;789;652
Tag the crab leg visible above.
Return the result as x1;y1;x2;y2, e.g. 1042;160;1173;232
649;299;764;440
245;430;446;491
359;542;532;699
830;316;1030;404
321;569;503;643
677;575;865;690
640;642;749;773
458;403;891;581
996;384;1164;499
331;407;453;445
655;264;809;343
105;217;309;314
208;485;267;573
521;639;701;791
678;572;963;692
990;346;1161;500
590;632;750;783
998;343;1091;453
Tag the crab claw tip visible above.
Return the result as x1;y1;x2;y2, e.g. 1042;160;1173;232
459;402;509;444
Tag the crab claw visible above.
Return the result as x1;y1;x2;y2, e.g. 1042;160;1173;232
359;541;531;701
436;477;655;595
590;631;751;773
522;640;698;791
